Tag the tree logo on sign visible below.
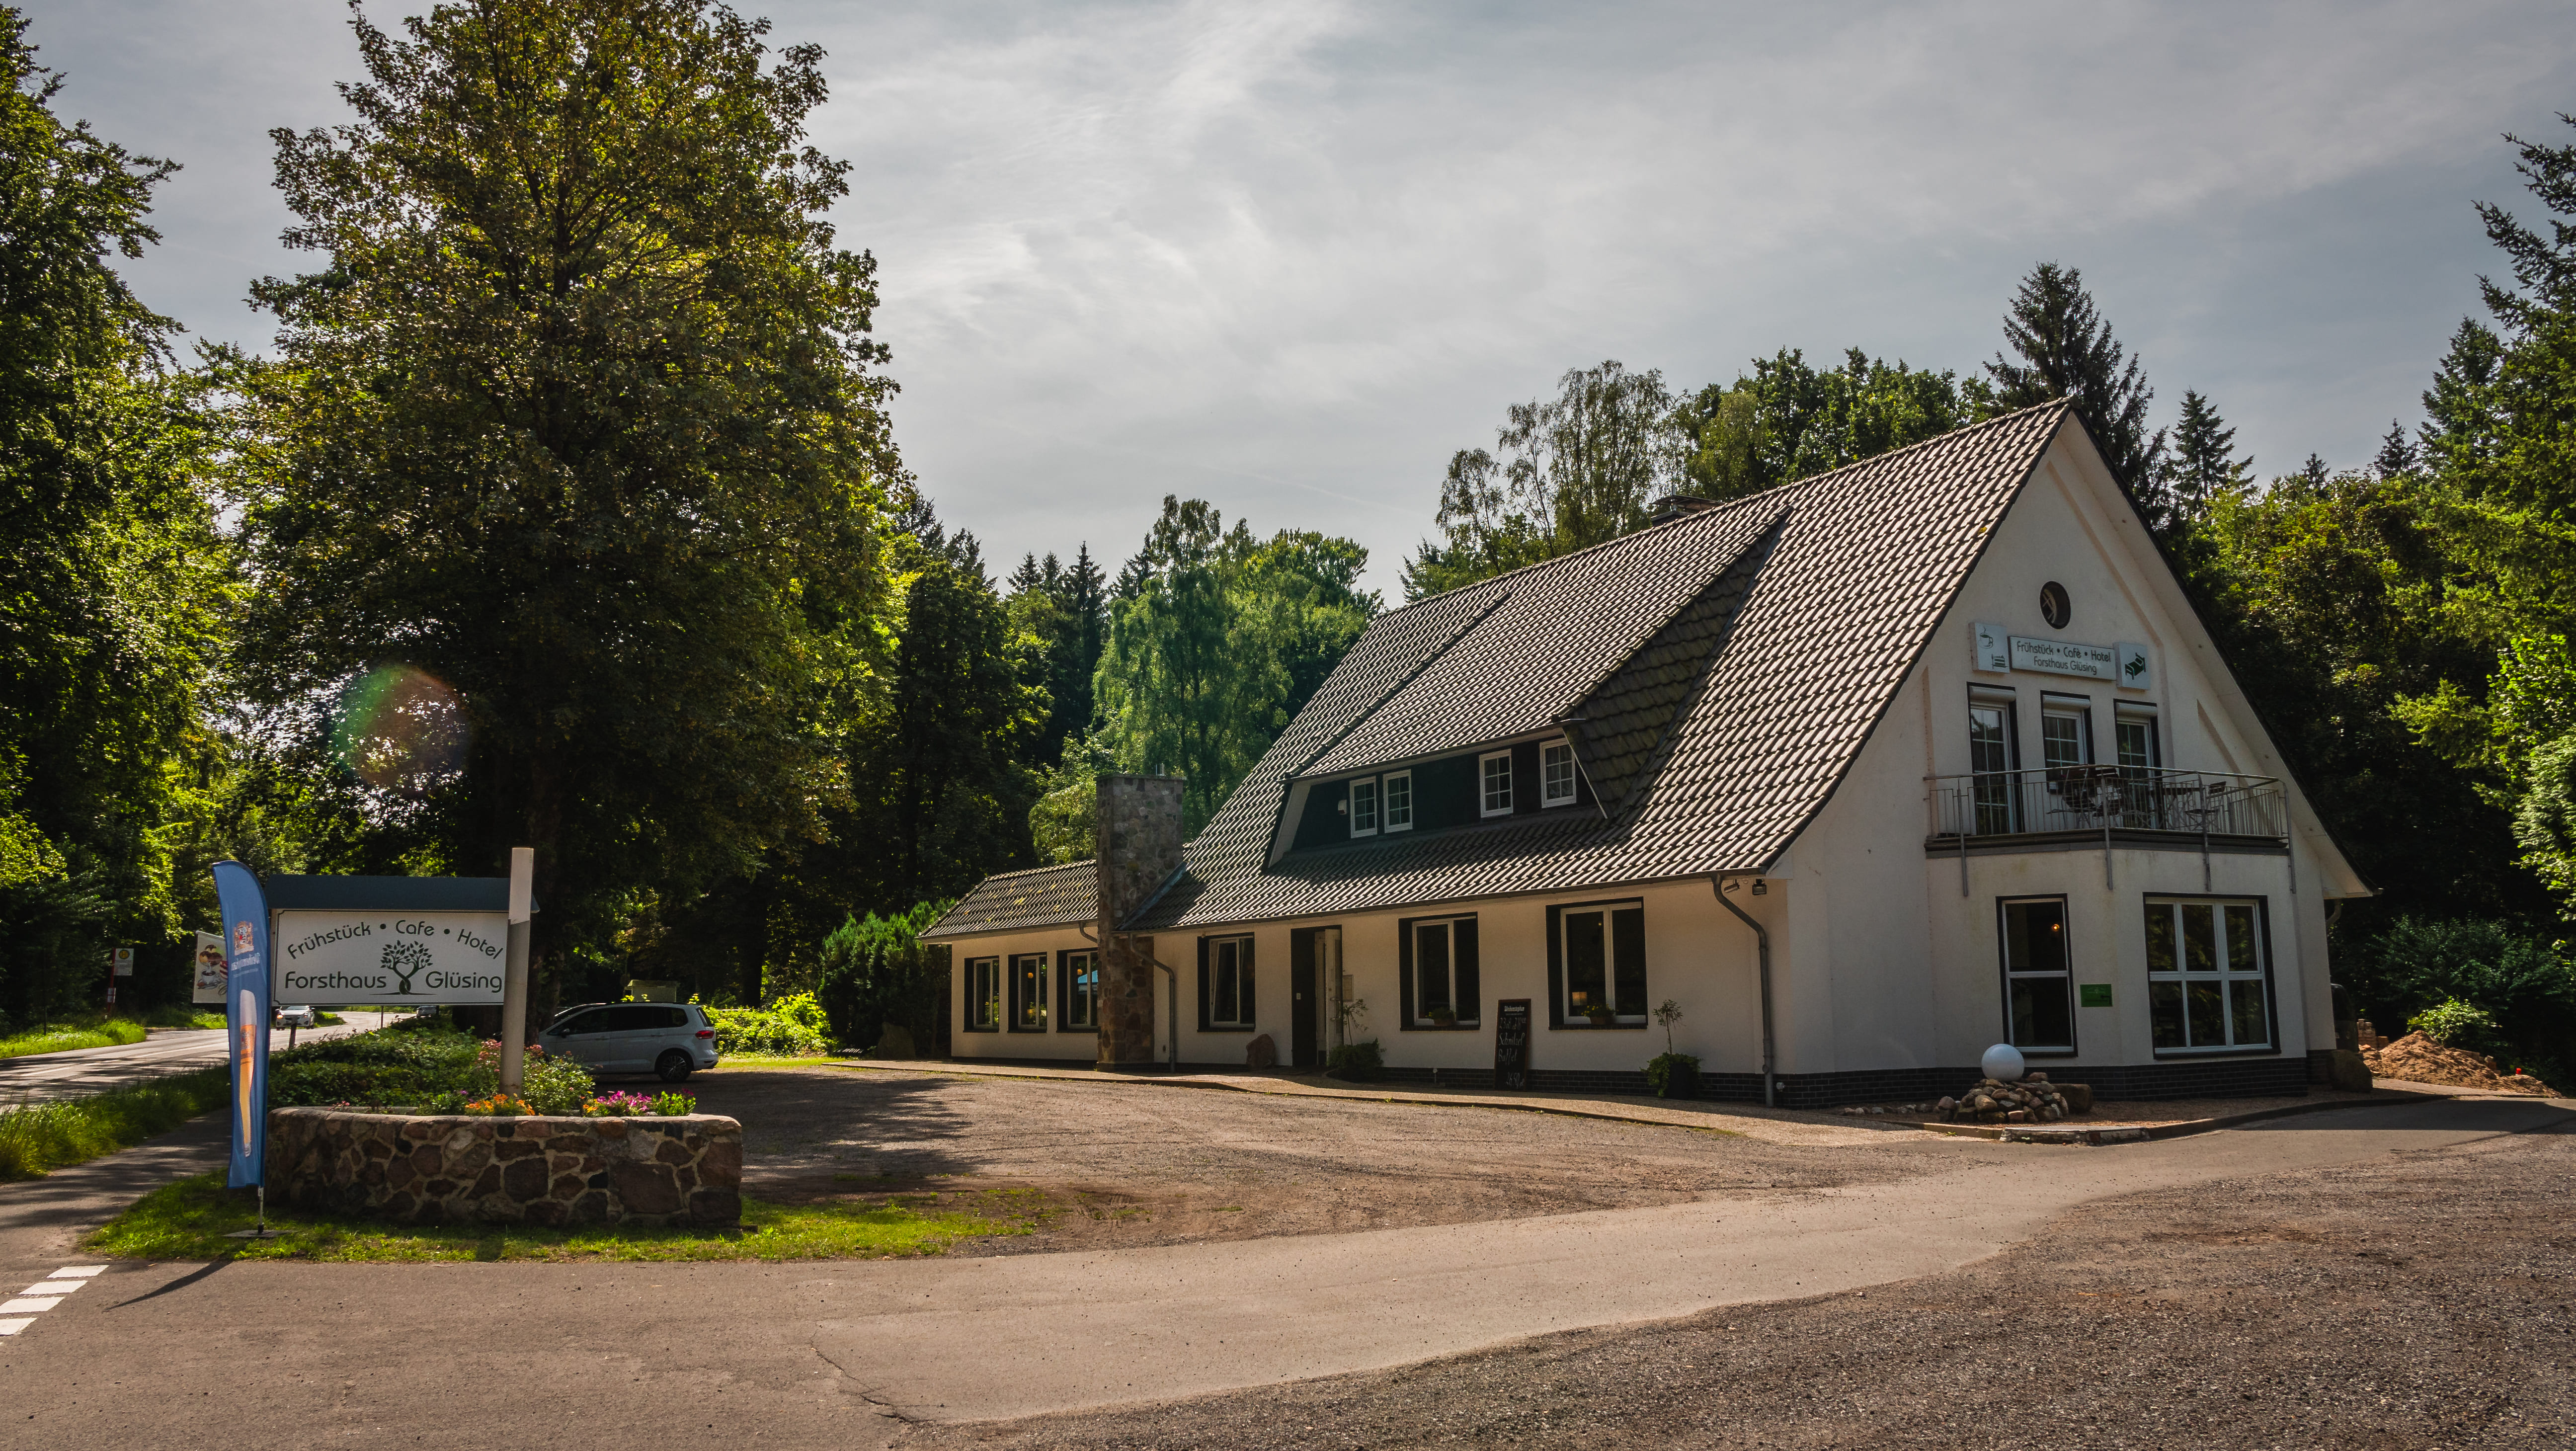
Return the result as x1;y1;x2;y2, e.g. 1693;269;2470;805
384;940;433;995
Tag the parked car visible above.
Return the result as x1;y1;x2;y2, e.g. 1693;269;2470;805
273;1004;317;1029
539;1002;718;1082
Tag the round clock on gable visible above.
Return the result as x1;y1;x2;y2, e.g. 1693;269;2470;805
2039;580;2071;629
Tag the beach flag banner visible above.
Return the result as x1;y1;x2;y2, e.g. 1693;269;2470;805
211;861;271;1189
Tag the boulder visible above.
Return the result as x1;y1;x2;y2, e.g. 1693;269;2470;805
874;1024;917;1060
1245;1033;1279;1068
2058;1083;2093;1114
2324;1048;2371;1093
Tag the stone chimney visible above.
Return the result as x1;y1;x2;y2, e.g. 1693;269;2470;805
1095;775;1185;1067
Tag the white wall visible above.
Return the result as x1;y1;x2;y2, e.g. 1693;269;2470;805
946;927;1099;1062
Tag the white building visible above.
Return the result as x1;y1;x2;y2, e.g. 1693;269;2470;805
923;403;2367;1105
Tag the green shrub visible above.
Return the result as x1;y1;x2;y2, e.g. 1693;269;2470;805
268;1028;490;1107
520;1051;596;1114
701;1002;829;1056
1324;1040;1383;1079
817;902;953;1055
648;1089;695;1116
1644;1051;1701;1098
2407;998;2503;1052
2346;916;2576;1083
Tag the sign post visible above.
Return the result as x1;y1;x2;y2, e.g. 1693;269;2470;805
499;848;534;1096
210;861;277;1236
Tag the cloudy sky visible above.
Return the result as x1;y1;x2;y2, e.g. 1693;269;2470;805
23;0;2574;594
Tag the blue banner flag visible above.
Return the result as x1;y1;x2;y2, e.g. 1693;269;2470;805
211;861;271;1189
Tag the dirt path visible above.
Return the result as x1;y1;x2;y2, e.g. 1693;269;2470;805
915;1113;2576;1451
687;1065;1965;1255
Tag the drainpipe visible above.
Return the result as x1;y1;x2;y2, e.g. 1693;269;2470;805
1712;875;1775;1107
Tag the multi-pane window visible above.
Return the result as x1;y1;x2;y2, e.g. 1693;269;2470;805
1383;770;1413;831
1409;916;1478;1026
2146;898;2272;1051
1998;898;2073;1052
1205;934;1255;1029
1350;777;1379;836
2041;696;2091;775
966;957;1001;1031
1010;953;1048;1031
1481;751;1514;816
1541;741;1577;806
1969;691;2018;834
1061;949;1097;1029
1560;901;1646;1023
2116;703;2163;826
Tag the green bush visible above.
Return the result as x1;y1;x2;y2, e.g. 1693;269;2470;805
701;1001;829;1056
268;1029;490;1107
2407;998;2503;1053
2345;916;2576;1084
1324;1040;1383;1079
1644;1051;1700;1098
817;902;953;1055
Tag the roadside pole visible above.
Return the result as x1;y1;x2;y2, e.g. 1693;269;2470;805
498;847;534;1096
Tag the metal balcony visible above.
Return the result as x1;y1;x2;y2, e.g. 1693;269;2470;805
1929;767;2288;844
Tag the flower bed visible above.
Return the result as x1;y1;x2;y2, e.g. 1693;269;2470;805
267;1107;741;1226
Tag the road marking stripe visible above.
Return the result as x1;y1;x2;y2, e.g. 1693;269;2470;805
0;1318;34;1335
20;1282;83;1295
0;1297;65;1313
50;1266;104;1278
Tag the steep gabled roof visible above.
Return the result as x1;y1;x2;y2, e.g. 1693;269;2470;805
1127;401;2075;931
922;860;1097;939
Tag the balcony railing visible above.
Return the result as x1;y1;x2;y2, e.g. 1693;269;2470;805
1930;767;2287;842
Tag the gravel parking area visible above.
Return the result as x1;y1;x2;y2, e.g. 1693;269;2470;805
684;1065;1969;1254
921;1120;2576;1450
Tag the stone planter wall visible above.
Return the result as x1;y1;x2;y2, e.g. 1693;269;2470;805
267;1108;742;1226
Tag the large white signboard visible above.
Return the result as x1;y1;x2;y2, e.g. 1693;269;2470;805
271;909;508;1005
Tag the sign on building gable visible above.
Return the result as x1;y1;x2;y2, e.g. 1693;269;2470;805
1972;625;2153;690
271;910;507;1004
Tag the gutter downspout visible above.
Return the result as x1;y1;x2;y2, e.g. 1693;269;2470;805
1712;875;1774;1108
1078;919;1180;1073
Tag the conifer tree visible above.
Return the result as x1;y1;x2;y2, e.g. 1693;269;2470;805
2162;389;2252;519
1985;262;2166;517
2374;420;2420;479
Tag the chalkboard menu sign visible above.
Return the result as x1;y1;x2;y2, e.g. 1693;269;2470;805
1494;998;1531;1089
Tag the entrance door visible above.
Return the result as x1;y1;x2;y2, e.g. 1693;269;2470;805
1290;928;1319;1068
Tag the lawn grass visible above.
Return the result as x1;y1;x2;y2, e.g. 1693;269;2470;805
0;1067;230;1181
0;1016;151;1060
86;1171;1028;1262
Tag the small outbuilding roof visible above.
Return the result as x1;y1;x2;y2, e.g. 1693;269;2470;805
1127;401;2077;931
921;860;1098;940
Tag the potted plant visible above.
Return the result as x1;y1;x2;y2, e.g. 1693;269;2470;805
1583;1000;1617;1027
1644;999;1698;1098
1426;1003;1457;1028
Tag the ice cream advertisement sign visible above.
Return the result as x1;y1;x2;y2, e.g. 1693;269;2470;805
271;910;509;1004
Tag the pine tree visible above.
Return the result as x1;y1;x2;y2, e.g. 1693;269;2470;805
1005;552;1045;596
2374;420;2420;479
2162;389;2252;519
1985;262;2166;517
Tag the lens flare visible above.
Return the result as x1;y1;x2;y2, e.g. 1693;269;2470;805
331;665;470;793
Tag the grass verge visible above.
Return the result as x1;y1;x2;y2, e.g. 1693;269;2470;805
0;1067;229;1180
86;1171;1027;1262
0;1017;151;1060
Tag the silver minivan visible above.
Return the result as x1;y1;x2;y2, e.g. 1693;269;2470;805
540;1002;720;1082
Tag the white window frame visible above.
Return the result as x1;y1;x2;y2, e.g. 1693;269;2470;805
1208;934;1255;1029
2145;897;2273;1053
1010;952;1048;1032
1062;949;1098;1030
1409;915;1473;1026
966;957;1001;1032
1541;740;1577;807
1382;770;1414;831
1480;750;1515;817
2114;703;2161;771
1997;896;2074;1054
2040;693;2093;772
1349;777;1379;837
1558;898;1647;1024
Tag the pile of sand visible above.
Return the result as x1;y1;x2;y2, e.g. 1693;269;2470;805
2362;1033;2556;1095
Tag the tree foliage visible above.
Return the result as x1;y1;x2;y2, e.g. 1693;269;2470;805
1985;260;2166;519
0;11;229;1024
1099;498;1379;831
227;0;898;981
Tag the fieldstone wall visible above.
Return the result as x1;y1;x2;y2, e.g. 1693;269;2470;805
1096;774;1184;1067
267;1108;742;1226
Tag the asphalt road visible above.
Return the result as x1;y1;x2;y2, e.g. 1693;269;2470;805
0;1093;2562;1450
0;1024;368;1105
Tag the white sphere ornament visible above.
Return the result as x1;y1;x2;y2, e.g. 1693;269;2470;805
1980;1043;2026;1082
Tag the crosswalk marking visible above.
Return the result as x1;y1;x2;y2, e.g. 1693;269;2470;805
50;1267;104;1278
20;1281;84;1295
0;1268;108;1335
0;1298;64;1313
0;1318;34;1336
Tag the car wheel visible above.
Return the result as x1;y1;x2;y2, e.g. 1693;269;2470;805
655;1049;693;1083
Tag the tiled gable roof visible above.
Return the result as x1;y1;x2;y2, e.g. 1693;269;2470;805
1126;401;2075;931
921;860;1098;939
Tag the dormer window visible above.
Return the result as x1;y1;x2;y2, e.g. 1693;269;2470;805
1383;770;1413;831
1350;777;1379;837
1541;740;1577;806
1481;751;1514;816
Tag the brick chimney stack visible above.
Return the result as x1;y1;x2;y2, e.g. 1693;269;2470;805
1095;775;1185;1067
